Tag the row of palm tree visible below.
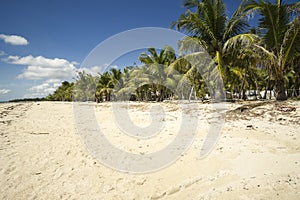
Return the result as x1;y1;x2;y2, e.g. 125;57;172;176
48;0;299;102
174;0;299;100
46;81;74;101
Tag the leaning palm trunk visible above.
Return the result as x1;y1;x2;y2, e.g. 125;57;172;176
275;73;288;100
188;86;194;102
239;71;247;99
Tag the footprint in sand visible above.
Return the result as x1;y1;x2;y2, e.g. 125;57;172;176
167;185;182;195
150;177;205;199
150;192;166;200
4;165;16;175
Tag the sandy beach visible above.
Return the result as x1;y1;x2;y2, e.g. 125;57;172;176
0;101;299;199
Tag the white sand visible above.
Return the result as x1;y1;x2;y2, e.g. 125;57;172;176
0;101;299;199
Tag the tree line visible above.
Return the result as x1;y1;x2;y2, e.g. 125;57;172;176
47;0;300;102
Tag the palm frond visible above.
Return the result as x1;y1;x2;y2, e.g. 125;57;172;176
223;0;252;40
183;0;199;9
223;33;259;53
280;16;300;70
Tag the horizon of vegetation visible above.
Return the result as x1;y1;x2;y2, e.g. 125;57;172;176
8;0;300;103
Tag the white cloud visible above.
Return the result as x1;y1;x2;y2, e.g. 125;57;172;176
78;64;118;76
0;50;5;56
26;79;62;98
0;34;29;45
28;83;56;95
71;61;79;65
110;65;118;69
3;53;120;98
0;89;11;95
79;65;104;76
4;55;77;80
45;79;62;83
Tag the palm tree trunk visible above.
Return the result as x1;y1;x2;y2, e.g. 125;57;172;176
158;87;164;102
264;76;270;99
239;71;247;99
189;86;194;102
275;74;288;101
295;62;300;97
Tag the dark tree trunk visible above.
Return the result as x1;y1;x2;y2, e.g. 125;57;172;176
263;76;270;99
275;76;287;101
295;62;300;97
239;71;247;99
158;88;164;102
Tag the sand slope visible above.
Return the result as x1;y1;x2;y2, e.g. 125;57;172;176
0;101;299;199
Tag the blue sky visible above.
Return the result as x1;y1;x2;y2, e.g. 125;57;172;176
0;0;297;101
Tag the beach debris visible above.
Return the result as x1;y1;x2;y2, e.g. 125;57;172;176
6;106;15;110
0;120;12;125
30;132;50;135
225;101;270;121
276;106;296;112
102;185;115;193
136;178;146;185
0;111;9;118
246;125;254;130
216;147;224;152
240;107;248;112
236;102;268;113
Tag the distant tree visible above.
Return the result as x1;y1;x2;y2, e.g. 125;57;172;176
46;81;74;101
73;71;98;101
95;71;114;102
138;46;177;101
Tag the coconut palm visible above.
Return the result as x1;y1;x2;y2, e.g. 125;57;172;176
138;46;177;101
95;71;114;102
173;0;258;99
173;0;253;72
223;34;265;99
47;81;74;101
244;0;300;100
115;66;138;101
73;71;98;101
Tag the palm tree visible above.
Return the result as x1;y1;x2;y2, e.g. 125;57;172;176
109;68;122;100
73;71;98;101
47;81;74;101
138;46;177;101
173;0;257;99
167;55;207;100
244;0;300;100
223;36;265;99
291;56;300;97
116;66;138;101
96;71;114;102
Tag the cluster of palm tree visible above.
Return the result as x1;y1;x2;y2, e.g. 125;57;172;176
46;81;74;101
174;0;299;100
48;0;299;102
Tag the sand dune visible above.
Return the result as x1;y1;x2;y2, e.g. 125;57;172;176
0;101;299;199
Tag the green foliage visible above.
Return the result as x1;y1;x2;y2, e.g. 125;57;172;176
46;81;74;101
73;71;98;101
244;0;300;100
45;0;299;102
